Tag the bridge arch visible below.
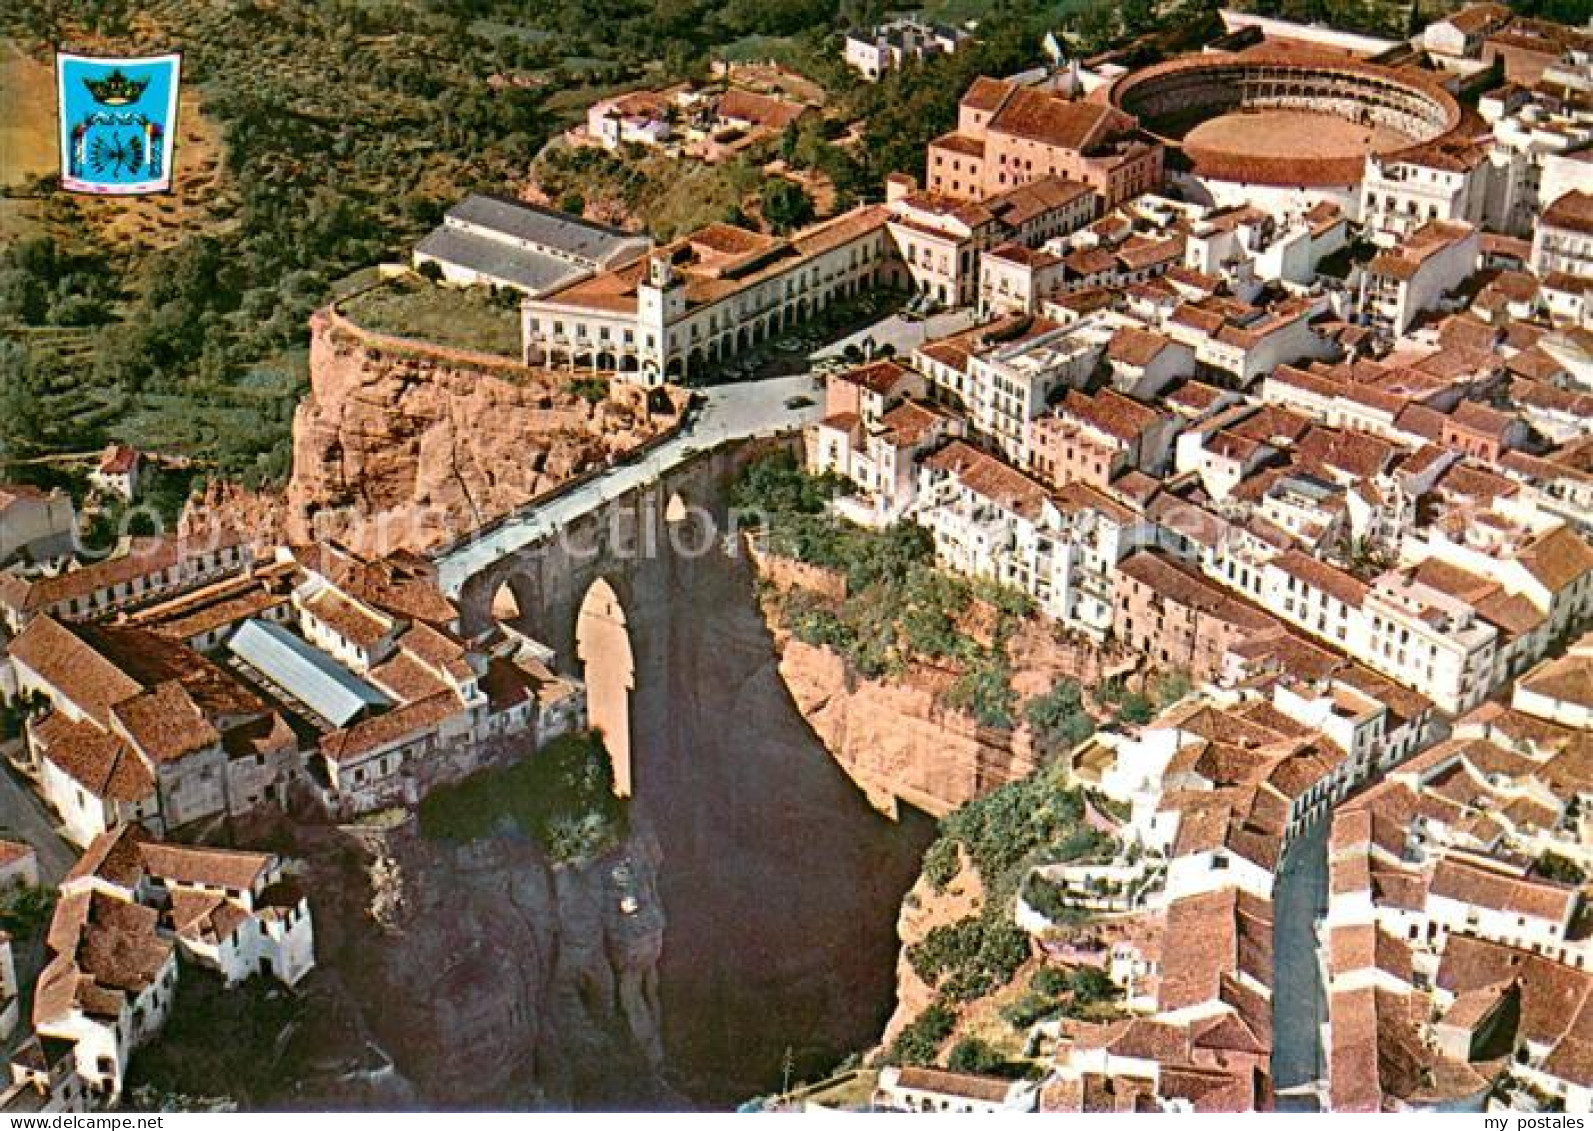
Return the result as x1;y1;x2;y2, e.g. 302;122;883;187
575;577;635;798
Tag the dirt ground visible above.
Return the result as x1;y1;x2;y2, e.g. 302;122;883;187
1183;108;1414;162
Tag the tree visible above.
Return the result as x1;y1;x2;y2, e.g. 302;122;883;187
759;179;815;234
1025;680;1095;751
1069;966;1119;1005
947;1037;1006;1076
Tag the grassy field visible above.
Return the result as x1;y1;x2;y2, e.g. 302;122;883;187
340;274;523;358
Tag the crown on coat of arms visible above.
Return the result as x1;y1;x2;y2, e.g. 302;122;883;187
83;69;148;106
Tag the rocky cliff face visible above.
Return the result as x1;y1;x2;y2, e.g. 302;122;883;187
768;613;1114;819
285;310;685;555
297;814;673;1110
775;639;1040;819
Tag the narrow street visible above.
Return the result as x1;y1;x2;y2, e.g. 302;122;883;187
1271;815;1330;1109
0;755;74;885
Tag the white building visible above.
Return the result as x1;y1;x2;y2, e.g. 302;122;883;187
1359;221;1480;336
843;18;968;82
414;194;653;297
1360;141;1490;245
34;825;315;1100
875;1066;1037;1112
1534;189;1593;284
524;207;903;385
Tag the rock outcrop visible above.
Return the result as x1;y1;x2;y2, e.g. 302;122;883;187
298;813;672;1109
775;639;1042;819
752;549;1122;819
285;308;685;555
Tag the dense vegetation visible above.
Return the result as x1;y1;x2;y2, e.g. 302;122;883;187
936;761;1111;890
883;1000;958;1067
882;759;1117;1063
3;0;558;490
418;730;627;863
908;913;1033;1002
735;451;1030;726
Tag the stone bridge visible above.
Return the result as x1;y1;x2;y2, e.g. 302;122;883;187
441;427;800;798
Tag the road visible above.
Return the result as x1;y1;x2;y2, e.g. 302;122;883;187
435;374;824;596
0;756;76;885
811;308;977;362
1271;814;1330;1107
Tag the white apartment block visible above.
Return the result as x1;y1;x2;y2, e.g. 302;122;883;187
843;18;968;82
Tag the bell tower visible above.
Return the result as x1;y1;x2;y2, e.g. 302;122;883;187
638;254;686;327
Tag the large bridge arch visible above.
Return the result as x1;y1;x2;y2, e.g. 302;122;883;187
576;577;635;798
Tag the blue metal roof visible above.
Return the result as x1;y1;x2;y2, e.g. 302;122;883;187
228;618;389;727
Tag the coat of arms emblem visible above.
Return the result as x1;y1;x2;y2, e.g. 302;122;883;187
56;52;181;195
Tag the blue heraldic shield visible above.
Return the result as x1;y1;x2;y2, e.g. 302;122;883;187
57;52;182;195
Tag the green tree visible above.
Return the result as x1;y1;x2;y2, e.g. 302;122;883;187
760;179;816;234
947;1037;1006;1076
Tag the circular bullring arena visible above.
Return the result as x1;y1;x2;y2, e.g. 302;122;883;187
1109;51;1462;191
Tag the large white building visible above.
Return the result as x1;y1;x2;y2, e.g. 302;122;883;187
523;208;904;385
414;194;653;297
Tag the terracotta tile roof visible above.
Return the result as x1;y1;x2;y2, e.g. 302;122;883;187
64;825;150;887
1542;190;1593;237
1269;549;1368;608
1517;524;1593;594
1056;387;1162;443
0;537;188;616
9;616;140;728
320;690;460;766
368;650;451;703
1107;326;1176;367
1437;934;1593;1050
1443;2;1513;34
1157;887;1272;1013
168;888;250;946
1118;552;1276;632
1367;221;1475;281
139;841;272;893
838;358;914;396
1428;856;1576;923
112;681;220;765
923;439;1051;520
1519;650;1593;713
890;1067;1014;1103
989;86;1136;152
715;88;809;131
36;890;172;1026
929;131;986;158
877;399;953;448
960;76;1012;113
32;714;154;804
302;585;394;651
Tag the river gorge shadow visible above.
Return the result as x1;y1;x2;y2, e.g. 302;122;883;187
628;541;936;1108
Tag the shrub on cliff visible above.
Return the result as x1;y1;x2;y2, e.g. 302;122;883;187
419;730;627;863
941;765;1105;886
883;1000;957;1067
907;913;1031;1003
1024;680;1095;753
921;838;961;893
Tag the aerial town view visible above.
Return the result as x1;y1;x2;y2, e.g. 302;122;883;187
3;0;1593;1118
